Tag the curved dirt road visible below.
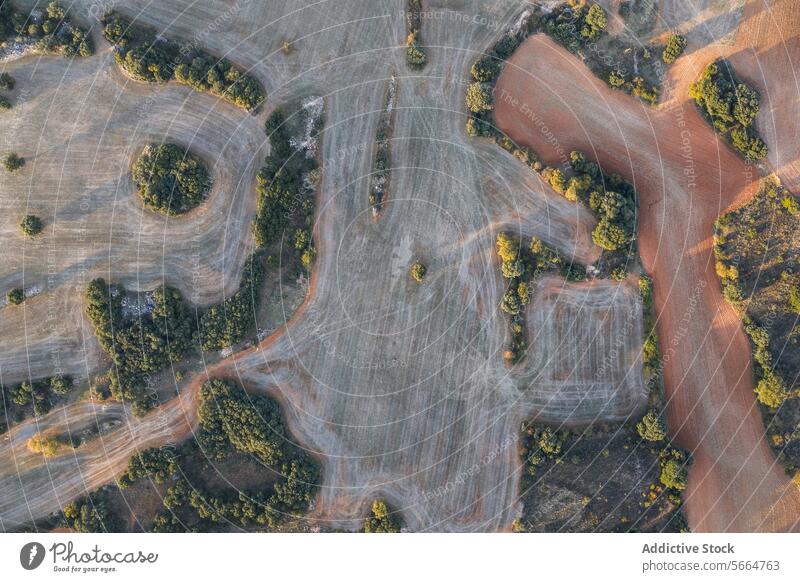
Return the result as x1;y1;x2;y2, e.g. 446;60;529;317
494;33;800;532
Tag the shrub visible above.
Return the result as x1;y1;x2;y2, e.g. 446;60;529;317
410;261;427;283
0;72;14;90
132;143;212;215
661;34;687;64
636;410;667;441
4;152;25;172
27;434;67;457
0;96;10;111
465;82;493;114
364;499;400;533
6;288;24;305
19;214;43;237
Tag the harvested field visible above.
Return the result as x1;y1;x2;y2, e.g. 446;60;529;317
0;0;636;532
3;0;796;534
520;276;646;424
495;31;800;532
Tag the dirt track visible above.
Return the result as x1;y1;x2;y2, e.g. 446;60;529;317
495;32;800;532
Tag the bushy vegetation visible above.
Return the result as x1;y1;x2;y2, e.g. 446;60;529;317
62;494;119;532
370;79;395;213
662;34;687;64
4;152;24;172
132;143;212;215
84;279;195;415
518;420;690;532
405;1;427;70
0;2;93;58
102;12;264;111
117;447;178;488
19;214;43;237
198;252;266;351
0;375;74;434
543;1;608;53
364;499;401;532
6;287;24;305
495;231;587;363
0;72;14;90
27;433;71;457
714;177;800;474
689;60;768;162
410;261;426;283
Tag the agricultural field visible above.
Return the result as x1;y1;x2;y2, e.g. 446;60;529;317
1;0;799;536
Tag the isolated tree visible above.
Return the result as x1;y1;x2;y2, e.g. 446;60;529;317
661;34;687;64
465;82;493;114
6;288;24;305
364;499;400;533
27;434;65;457
636;410;667;442
410;261;427;283
19;214;43;237
4;152;25;172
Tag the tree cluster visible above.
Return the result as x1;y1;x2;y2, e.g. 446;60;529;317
661;34;687;64
84;279;195;415
3;374;74;423
251;107;319;267
132;143;212;215
405;0;427;70
689;60;768;162
102;12;264;111
544;1;608;53
0;2;93;58
198;252;265;351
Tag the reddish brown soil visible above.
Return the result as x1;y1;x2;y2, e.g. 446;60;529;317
494;33;800;532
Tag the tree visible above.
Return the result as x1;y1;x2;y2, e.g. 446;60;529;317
636;410;667;441
19;214;43;237
581;4;607;40
0;96;10;111
465;82;493;114
592;218;628;251
662;34;687;64
755;371;788;409
471;55;500;82
6;288;24;305
27;434;67;457
364;499;400;533
660;458;688;490
50;375;73;395
4;152;25;172
0;72;14;90
410;261;427;283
